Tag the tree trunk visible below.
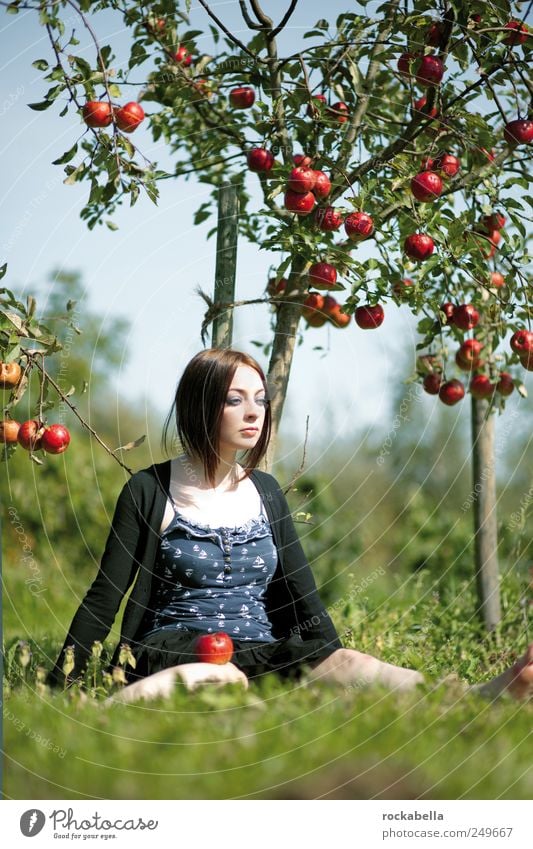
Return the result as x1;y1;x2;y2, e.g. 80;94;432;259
212;183;239;348
264;255;308;470
471;396;501;630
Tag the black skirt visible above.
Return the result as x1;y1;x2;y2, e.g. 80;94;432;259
125;629;337;685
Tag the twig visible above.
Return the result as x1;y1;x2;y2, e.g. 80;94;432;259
282;415;310;495
20;347;134;475
197;0;263;62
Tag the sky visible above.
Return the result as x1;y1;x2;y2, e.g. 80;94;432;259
1;1;531;466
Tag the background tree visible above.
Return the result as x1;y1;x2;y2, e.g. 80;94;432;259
2;0;532;627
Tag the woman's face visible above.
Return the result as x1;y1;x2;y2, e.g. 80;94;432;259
218;365;267;460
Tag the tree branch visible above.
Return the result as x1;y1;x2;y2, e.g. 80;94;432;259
271;0;299;41
197;0;263;62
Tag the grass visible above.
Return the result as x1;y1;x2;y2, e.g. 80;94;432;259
3;567;532;800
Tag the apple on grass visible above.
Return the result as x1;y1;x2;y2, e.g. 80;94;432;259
194;632;234;664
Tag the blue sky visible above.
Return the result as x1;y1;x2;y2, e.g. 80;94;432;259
1;2;530;463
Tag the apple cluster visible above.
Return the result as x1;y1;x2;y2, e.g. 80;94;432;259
82;101;145;133
0;362;71;455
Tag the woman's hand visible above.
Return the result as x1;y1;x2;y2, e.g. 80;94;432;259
104;662;248;705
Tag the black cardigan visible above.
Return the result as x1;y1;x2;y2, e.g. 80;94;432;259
47;460;343;688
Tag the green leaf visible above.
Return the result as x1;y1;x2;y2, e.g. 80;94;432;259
32;59;49;71
52;142;78;165
106;220;119;231
0;264;7;281
28;100;52;111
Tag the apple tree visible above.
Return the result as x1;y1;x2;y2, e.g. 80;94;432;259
4;0;532;627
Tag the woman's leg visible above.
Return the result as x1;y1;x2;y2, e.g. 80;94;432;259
304;643;533;700
305;648;424;692
105;662;249;705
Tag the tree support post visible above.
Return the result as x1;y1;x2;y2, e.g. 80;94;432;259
471;396;501;631
212;183;239;349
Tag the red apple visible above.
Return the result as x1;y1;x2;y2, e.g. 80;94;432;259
426;21;444;47
293;153;313;167
504;119;533;146
439;379;465;405
17;419;43;451
439;302;455;325
0;361;22;388
411;170;443;201
520;352;533;371
496;372;514;396
328;102;349;123
413;96;439;118
315;206;343;231
482;212;506;231
490;271;505;288
0;419;20;444
194;632;234;664
420;155;435;170
454;304;480;330
415;55;445;87
174;45;192;66
355;304;384;329
510;329;533;355
308;262;337;289
287;166;316;193
312;171;331;199
267;277;287;297
470;375;496;400
392;278;414;299
503;21;530;46
326;299;351;328
82;101;113;128
404;233;435;261
398;52;417;77
284;189;315;215
432;152;460;177
302;293;326;325
41;424;71;455
306;94;327;117
114;102;145;133
344;212;374;241
423;372;443;395
456;339;484;371
247;148;274;172
229;86;255;109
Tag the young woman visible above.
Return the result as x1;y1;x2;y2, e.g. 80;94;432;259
48;348;533;703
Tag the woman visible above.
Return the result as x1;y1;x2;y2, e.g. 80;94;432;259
48;348;533;703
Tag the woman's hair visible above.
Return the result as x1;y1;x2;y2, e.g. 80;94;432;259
161;348;271;484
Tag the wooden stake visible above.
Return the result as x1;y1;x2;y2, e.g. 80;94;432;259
471;396;501;630
212;183;239;348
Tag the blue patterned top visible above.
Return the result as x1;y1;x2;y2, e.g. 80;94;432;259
137;504;278;642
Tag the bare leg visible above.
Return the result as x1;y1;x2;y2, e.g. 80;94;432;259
304;644;533;702
468;643;533;701
104;662;249;706
304;648;424;692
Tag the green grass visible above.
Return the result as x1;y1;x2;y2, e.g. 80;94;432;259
3;569;532;800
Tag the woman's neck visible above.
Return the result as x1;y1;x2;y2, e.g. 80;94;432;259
176;453;241;491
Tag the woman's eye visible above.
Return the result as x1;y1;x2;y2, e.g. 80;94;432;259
226;398;241;405
257;398;269;406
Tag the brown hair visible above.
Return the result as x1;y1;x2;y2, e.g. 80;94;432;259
161;348;271;485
